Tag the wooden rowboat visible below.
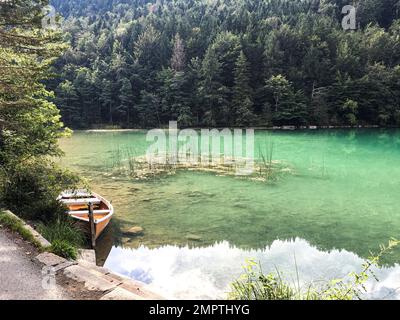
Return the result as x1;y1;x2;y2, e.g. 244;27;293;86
57;190;114;240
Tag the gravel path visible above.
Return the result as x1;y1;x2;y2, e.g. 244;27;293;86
0;229;70;300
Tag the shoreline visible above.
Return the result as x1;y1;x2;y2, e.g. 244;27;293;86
0;210;163;300
80;124;390;132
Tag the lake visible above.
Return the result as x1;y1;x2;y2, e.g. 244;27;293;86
59;129;400;299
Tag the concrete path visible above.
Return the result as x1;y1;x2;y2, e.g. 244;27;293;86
0;230;69;300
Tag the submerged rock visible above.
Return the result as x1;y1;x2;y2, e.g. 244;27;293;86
186;234;201;241
129;186;141;192
122;226;144;235
233;202;247;209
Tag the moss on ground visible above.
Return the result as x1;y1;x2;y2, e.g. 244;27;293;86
0;210;43;250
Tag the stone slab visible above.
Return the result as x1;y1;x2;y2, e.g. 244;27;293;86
3;210;51;248
100;287;144;300
78;260;110;275
77;249;96;265
53;260;77;272
36;252;67;266
120;279;164;300
63;265;120;292
24;224;51;248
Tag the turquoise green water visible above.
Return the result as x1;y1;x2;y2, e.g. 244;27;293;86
59;129;400;299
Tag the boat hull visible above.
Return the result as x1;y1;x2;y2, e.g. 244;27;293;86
73;215;112;240
58;190;114;240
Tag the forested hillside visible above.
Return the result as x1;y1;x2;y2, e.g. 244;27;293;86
50;0;400;128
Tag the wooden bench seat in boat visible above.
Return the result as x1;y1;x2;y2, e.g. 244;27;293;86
60;198;101;205
68;209;110;215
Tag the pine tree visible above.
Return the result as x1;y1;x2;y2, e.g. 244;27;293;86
73;67;95;124
118;78;134;125
100;79;114;124
138;90;161;128
0;0;68;167
55;80;80;126
171;34;186;72
232;51;255;126
48;0;400;128
200;47;229;126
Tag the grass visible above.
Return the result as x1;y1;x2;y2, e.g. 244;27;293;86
109;145;139;176
229;239;400;300
258;139;275;181
50;239;78;260
0;210;43;249
0;209;85;260
37;218;85;259
38;219;84;247
0;210;85;260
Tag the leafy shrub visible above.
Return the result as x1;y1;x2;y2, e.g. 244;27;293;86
229;239;400;300
0;161;81;221
50;239;78;260
230;260;296;300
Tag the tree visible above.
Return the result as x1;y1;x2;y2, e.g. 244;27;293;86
55;80;80;126
48;0;400;128
171;34;186;72
117;78;134;125
232;51;255;126
341;99;358;125
73;67;95;125
264;75;291;113
0;0;79;219
199;46;230;126
0;0;68;167
264;75;308;126
138;90;160;128
100;79;114;124
133;25;163;73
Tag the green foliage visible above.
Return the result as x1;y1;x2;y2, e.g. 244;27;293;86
0;0;82;226
50;239;78;260
38;217;84;260
229;239;400;300
229;260;296;300
0;0;69;153
48;0;400;128
232;51;255;126
264;75;308;125
0;161;80;221
342;99;358;125
38;218;84;248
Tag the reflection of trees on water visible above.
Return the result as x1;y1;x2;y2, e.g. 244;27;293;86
102;238;400;299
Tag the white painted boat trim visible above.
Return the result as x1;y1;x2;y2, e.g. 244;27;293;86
68;209;110;215
58;191;114;225
92;192;114;224
59;198;101;205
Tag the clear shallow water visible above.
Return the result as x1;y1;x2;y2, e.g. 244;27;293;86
59;129;400;299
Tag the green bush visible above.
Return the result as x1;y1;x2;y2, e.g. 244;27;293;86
50;239;78;260
0;161;86;258
230;261;296;300
229;239;400;300
0;161;80;221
